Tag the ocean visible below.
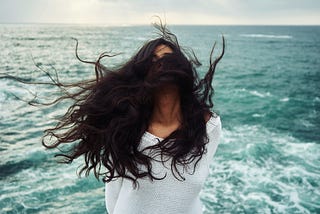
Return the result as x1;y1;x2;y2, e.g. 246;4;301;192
0;24;319;213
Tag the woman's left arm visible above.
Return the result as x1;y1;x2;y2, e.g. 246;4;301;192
105;178;123;214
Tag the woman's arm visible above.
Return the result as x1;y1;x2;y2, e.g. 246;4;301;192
105;178;123;214
206;115;222;160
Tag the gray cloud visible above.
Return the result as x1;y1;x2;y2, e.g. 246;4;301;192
0;0;319;24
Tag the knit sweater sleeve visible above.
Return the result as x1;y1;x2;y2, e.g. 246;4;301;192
105;177;123;214
206;115;222;161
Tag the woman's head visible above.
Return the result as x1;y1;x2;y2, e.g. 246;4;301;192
133;38;178;63
124;38;181;80
153;44;173;60
120;37;198;99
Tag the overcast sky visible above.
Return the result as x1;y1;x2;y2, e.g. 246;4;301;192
1;0;319;25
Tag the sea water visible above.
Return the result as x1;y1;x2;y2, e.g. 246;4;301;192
0;24;319;213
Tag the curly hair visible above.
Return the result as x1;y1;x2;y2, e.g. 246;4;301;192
17;23;225;188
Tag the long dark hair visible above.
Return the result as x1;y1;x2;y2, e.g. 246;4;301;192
7;23;225;188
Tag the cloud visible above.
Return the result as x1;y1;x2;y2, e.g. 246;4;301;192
0;0;319;24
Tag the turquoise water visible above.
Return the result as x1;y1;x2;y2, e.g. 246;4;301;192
0;24;319;213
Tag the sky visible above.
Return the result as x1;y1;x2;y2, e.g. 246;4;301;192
0;0;320;25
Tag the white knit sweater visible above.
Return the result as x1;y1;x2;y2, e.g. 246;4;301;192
105;116;221;214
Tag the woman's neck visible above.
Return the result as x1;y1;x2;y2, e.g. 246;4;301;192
147;86;182;138
150;86;182;126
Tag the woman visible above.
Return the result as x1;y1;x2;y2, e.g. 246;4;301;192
41;24;225;214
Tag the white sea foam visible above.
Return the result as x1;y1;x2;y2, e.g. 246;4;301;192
249;90;271;98
252;113;266;117
237;88;272;98
280;97;290;102
240;34;293;39
299;119;315;128
201;125;320;213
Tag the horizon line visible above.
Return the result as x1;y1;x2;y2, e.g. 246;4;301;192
0;22;319;27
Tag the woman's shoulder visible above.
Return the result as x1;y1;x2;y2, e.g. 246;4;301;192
206;113;221;134
205;113;222;158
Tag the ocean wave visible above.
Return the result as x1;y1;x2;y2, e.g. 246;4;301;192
0;157;105;213
201;125;320;213
9;36;68;41
252;113;266;118
238;88;272;98
240;34;293;39
314;97;320;102
249;90;271;98
280;97;290;102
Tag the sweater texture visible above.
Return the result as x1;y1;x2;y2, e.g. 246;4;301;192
105;116;221;214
